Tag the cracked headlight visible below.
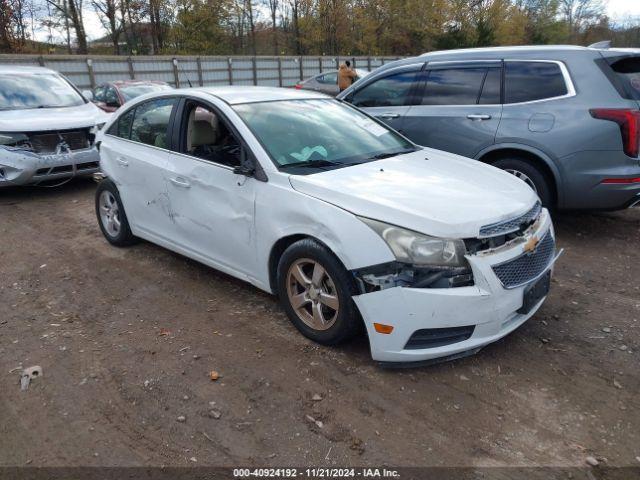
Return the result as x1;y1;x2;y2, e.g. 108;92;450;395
0;132;29;147
359;217;468;267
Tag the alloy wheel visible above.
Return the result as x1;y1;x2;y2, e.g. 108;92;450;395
99;190;121;237
286;258;340;331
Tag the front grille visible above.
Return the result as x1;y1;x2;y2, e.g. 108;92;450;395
28;129;90;154
35;165;73;176
479;201;541;238
492;231;555;288
404;325;475;350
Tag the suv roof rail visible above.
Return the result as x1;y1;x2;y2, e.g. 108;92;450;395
588;40;611;49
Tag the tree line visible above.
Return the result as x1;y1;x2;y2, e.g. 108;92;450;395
1;0;639;56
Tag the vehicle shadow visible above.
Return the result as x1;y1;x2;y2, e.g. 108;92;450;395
0;178;96;204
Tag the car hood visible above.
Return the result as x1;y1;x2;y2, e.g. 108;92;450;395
0;102;109;132
288;148;539;239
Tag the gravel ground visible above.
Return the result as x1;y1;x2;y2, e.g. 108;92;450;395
0;180;638;468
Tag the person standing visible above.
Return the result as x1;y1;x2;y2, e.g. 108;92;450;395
338;60;357;92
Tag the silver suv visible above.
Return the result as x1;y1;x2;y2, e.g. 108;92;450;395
337;45;640;210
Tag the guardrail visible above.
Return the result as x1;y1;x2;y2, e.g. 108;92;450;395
0;54;401;89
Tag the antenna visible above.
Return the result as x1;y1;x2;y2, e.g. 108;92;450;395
173;58;194;88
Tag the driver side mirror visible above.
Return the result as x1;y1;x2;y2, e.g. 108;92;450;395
233;148;255;177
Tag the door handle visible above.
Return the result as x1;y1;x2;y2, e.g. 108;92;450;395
378;113;400;119
170;177;191;188
115;157;129;167
467;114;492;120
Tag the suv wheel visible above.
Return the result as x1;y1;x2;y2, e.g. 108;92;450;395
276;238;361;345
95;179;137;247
492;158;553;207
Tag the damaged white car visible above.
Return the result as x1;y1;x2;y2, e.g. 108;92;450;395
0;66;107;187
95;87;560;365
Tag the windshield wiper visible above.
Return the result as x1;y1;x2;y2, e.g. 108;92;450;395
367;148;418;160
280;159;344;170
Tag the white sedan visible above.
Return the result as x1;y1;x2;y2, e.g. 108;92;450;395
95;86;559;365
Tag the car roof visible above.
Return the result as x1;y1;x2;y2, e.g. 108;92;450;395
111;79;169;87
195;86;329;104
0;65;59;75
419;45;596;58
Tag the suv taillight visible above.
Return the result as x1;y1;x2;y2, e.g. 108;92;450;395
590;108;640;158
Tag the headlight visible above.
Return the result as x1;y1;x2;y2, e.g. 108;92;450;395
0;132;29;147
359;217;468;267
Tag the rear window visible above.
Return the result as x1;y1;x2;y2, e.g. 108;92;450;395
609;57;640;100
504;62;568;104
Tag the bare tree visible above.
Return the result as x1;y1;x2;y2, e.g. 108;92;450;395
93;0;122;53
561;0;605;41
263;0;278;54
45;0;88;53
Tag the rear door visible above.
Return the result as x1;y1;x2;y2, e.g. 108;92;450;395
401;61;503;156
348;65;423;134
101;97;179;238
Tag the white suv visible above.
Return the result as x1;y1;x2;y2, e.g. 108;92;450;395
0;66;107;187
95;86;559;365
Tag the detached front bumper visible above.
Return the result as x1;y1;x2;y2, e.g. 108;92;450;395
0;146;100;187
353;209;558;364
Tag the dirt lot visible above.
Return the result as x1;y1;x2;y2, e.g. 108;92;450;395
0;180;638;468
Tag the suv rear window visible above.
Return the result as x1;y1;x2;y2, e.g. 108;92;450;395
609;56;640;100
505;62;568;104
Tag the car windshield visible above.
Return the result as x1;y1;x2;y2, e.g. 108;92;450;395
119;84;172;102
233;99;416;172
0;73;85;110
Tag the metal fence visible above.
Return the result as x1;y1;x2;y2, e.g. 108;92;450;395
0;54;401;90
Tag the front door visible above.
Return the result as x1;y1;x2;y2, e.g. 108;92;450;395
401;63;503;157
349;67;423;135
164;99;257;278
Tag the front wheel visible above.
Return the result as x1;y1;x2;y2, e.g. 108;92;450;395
95;179;137;247
276;239;361;345
492;158;554;208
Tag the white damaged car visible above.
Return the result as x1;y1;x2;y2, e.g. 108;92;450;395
0;66;107;187
95;87;560;365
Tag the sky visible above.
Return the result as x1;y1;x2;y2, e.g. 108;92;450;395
32;0;640;44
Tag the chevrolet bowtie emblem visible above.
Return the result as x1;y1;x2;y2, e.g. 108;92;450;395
523;235;540;254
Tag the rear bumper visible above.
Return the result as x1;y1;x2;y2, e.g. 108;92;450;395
558;150;640;210
0;147;100;187
353;210;558;364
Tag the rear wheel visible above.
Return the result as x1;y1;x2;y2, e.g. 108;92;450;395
95;179;137;247
277;239;361;345
492;157;553;208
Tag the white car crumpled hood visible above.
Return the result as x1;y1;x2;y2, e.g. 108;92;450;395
289;148;539;239
0;102;108;132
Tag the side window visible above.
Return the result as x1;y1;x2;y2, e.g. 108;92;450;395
504;62;568;104
184;103;242;168
105;87;119;106
107;108;134;139
351;71;418;108
479;68;501;104
421;68;486;105
319;72;337;84
94;86;106;102
130;97;177;148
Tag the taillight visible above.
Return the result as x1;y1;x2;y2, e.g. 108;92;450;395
590;108;640;157
294;83;302;90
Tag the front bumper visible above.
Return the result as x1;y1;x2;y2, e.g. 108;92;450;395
353;209;558;363
0;146;100;187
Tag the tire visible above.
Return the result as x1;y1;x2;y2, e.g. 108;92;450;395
276;238;361;345
492;157;554;208
95;179;137;247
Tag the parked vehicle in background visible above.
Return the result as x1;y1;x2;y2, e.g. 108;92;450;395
337;45;640;210
295;69;369;96
84;80;173;112
95;86;558;365
0;66;107;187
